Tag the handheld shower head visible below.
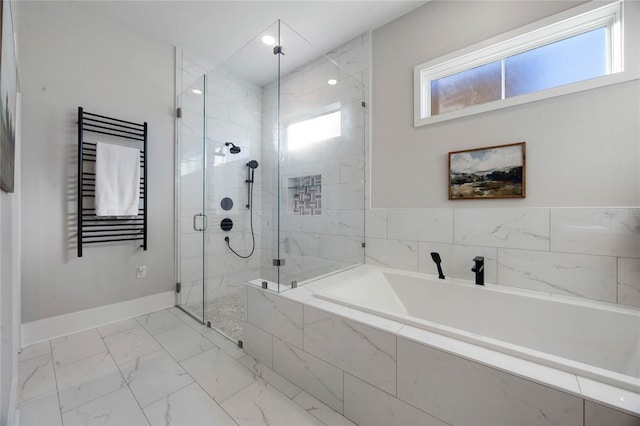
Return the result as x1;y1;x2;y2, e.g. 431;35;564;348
430;252;445;280
225;142;241;154
247;160;259;169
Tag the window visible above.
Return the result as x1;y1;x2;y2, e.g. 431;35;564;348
286;107;341;151
414;1;637;126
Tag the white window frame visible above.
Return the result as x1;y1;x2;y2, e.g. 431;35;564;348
414;1;639;127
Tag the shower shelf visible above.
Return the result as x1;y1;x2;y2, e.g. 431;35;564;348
77;107;148;257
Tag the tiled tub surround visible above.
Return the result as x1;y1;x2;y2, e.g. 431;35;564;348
365;207;640;308
244;266;640;426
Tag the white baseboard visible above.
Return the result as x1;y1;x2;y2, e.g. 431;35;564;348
21;291;176;347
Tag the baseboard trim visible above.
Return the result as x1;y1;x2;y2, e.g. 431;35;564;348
21;291;176;347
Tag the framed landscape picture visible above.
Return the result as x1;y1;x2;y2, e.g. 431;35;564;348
449;142;526;200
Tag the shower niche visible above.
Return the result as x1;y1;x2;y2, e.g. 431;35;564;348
289;175;322;215
175;20;367;345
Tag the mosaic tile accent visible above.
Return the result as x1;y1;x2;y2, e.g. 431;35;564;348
289;175;322;215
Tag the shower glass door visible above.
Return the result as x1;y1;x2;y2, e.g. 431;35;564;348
176;75;207;322
176;20;366;343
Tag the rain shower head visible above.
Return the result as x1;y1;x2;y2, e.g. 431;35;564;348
225;142;241;154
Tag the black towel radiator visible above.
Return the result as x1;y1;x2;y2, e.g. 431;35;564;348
77;107;148;257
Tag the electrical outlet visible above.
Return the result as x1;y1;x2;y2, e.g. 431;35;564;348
137;265;147;279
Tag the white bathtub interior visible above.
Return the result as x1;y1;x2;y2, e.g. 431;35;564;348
314;268;640;393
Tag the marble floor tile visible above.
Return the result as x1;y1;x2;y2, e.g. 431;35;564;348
181;346;257;402
136;310;186;336
62;387;149;426
51;329;107;367
102;326;162;365
168;307;210;333
143;382;236;426
18;341;51;363
221;379;324;426
120;350;193;408
293;391;357;426
202;329;245;359
55;351;126;412
97;318;140;338
17;353;56;403
154;325;215;362
18;392;62;426
238;354;302;399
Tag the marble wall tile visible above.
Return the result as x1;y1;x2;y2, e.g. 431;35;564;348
344;373;448;426
339;210;365;237
243;322;273;368
281;231;321;257
618;257;640;307
584;400;640;426
319;235;364;264
454;208;550;251
340;154;365;186
418;242;498;283
498;249;617;302
551;208;640;257
396;337;583;426
273;337;344;414
302;210;340;235
338;42;370;79
246;287;303;348
365;238;418;271
365;209;388;239
340;182;365;210
303;306;397;395
388;209;453;243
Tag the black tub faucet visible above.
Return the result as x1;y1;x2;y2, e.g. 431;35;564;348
472;256;484;285
430;252;445;279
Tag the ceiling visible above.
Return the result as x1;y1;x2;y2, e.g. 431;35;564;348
79;1;427;84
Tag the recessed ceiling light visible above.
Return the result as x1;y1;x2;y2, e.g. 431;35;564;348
192;89;203;95
262;35;276;46
327;79;338;85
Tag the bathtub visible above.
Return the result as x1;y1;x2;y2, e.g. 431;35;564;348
314;268;640;394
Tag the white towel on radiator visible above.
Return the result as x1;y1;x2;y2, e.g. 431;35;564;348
95;142;140;217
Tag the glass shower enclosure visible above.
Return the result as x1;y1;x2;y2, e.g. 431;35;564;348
176;21;366;345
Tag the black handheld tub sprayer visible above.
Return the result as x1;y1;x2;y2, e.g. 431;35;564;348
430;252;445;279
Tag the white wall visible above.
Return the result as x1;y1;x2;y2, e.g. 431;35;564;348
16;2;175;323
371;0;639;208
365;1;640;306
